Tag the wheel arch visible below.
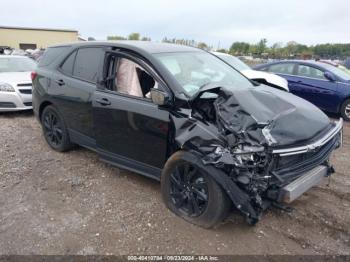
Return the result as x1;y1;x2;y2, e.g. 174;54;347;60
38;101;53;121
163;150;260;224
340;95;350;112
192;157;260;224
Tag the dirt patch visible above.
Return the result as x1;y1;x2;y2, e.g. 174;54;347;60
0;111;349;255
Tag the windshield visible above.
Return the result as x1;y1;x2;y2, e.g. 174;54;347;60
0;57;37;73
339;65;350;76
320;62;350;81
155;52;253;96
216;54;251;71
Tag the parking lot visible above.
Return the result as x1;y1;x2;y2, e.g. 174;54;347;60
0;111;349;255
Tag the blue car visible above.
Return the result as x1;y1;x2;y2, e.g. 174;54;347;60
254;60;350;121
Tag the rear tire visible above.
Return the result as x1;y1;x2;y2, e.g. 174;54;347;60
41;105;73;152
161;150;231;228
340;98;350;121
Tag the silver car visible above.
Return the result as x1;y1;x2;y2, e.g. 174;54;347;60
0;55;36;111
212;52;289;91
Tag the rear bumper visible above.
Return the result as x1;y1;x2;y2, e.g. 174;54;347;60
279;165;328;203
0;91;32;112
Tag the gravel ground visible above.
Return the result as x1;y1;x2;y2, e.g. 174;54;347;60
0;111;349;255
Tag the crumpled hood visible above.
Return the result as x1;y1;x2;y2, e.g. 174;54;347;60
174;84;336;224
193;84;331;147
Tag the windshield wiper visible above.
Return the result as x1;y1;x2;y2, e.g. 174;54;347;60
250;80;261;86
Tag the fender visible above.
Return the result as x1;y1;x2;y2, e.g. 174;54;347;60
176;150;261;224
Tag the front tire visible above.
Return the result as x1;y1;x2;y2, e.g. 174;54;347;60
161;150;231;228
340;98;350;121
41;105;73;152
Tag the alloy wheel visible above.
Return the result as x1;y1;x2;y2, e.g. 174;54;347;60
169;163;209;217
345;103;350;119
43;111;63;146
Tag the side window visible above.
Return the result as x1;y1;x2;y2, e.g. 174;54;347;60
105;56;157;99
60;51;77;75
296;65;326;80
259;66;269;72
269;63;295;75
73;47;103;83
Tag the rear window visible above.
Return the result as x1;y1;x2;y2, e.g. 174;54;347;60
38;46;69;67
0;57;37;72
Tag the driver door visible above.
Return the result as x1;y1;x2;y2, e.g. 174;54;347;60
92;51;170;179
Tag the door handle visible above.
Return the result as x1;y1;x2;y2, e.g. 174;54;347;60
95;98;111;106
54;79;65;86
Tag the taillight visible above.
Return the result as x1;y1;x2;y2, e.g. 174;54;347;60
31;71;37;81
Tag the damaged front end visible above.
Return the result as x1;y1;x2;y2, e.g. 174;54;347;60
172;85;343;224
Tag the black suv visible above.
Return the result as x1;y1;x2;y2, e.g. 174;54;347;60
32;41;343;227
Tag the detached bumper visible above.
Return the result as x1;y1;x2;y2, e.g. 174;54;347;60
279;165;328;203
0;91;32;112
270;119;342;203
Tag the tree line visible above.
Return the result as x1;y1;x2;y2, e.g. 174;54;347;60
106;33;151;42
226;39;350;59
104;34;212;50
94;33;350;59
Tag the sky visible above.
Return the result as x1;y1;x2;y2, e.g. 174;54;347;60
1;0;349;48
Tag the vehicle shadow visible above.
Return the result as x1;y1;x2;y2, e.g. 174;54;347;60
325;112;340;120
0;110;34;118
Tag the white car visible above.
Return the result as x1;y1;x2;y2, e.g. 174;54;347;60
0;55;36;111
212;52;289;91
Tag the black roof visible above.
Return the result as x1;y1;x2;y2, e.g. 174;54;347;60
50;40;201;54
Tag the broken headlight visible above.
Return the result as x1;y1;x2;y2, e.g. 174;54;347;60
202;144;267;167
231;145;266;167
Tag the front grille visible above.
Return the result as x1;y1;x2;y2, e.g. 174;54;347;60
24;102;32;106
273;134;339;180
17;83;32;87
19;89;32;94
0;102;16;108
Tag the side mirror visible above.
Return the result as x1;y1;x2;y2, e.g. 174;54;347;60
150;88;171;106
324;71;336;82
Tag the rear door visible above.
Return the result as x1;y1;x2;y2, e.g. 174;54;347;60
50;47;104;145
92;51;170;179
293;63;338;111
267;62;300;92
